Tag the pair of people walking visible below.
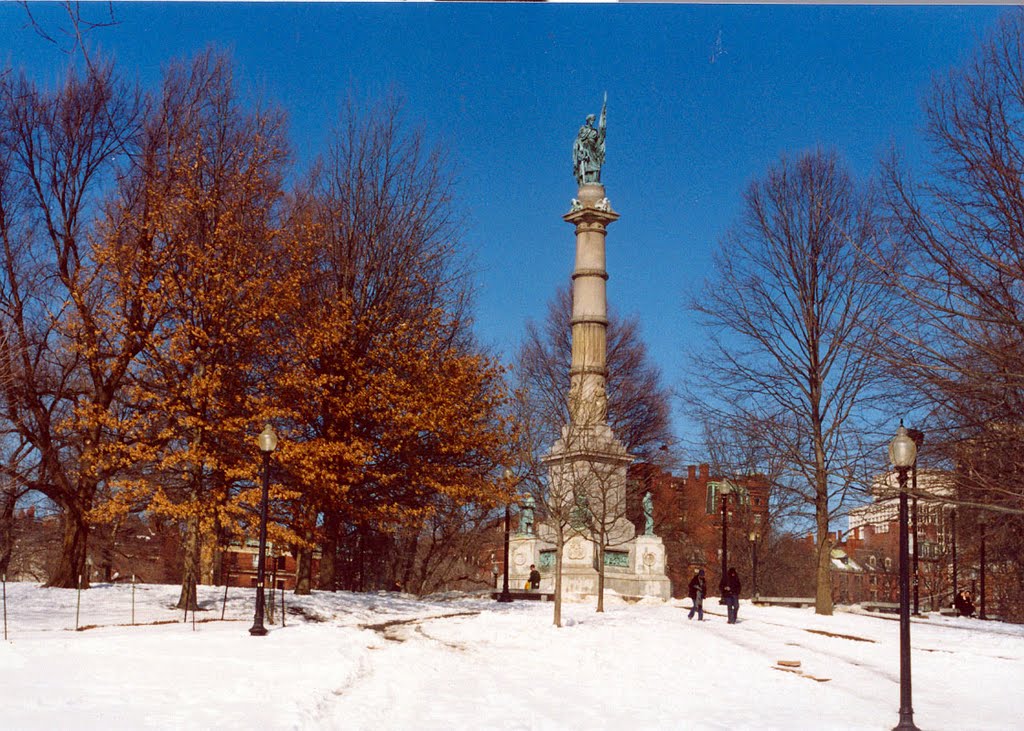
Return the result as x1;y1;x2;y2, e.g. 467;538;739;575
687;567;742;623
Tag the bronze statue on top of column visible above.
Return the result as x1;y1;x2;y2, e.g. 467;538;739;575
572;93;607;186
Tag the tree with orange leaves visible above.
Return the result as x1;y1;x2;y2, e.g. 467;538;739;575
98;50;295;608
275;98;516;593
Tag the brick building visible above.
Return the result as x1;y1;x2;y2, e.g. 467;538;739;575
220;541;319;592
628;463;770;598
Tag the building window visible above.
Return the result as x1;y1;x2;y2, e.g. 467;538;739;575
884;558;893;571
706;482;720;515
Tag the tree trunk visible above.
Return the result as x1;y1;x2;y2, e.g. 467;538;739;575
318;511;338;591
211;504;227;586
815;496;834;615
212;547;224;586
100;513;123;583
398;531;418;591
812;384;834;616
596;541;605;613
355;528;366;592
553;529;564;627
0;489;14;577
46;508;90;589
177;514;200;610
295;544;312;595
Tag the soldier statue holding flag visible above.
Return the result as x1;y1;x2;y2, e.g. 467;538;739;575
572;93;607;186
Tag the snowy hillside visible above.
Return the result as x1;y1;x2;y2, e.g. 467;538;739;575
0;581;1021;730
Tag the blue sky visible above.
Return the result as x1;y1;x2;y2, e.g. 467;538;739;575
0;3;1009;457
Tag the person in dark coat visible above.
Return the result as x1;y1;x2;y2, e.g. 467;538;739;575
954;589;975;617
528;564;541;591
720;567;742;624
687;568;707;620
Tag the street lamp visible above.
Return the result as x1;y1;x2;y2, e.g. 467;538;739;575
719;480;733;604
749;530;759;600
249;424;278;636
497;468;514;603
889;423;919;731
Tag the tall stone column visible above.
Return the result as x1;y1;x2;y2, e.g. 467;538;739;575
563;182;618;428
548;180;633;551
517;99;670;600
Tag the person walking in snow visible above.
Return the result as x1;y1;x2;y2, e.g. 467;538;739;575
720;567;742;624
688;568;707;620
529;564;541;591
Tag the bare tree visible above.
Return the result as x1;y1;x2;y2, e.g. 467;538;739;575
883;10;1024;515
0;60;148;588
20;1;118;58
689;149;892;615
881;12;1024;619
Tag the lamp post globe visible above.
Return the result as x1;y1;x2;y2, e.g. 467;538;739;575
888;425;917;469
258;424;279;453
249;424;277;636
890;423;919;731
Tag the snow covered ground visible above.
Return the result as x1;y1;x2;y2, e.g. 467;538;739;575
0;581;1020;730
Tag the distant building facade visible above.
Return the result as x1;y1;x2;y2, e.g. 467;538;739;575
220;540;318;591
835;470;957;608
628;463;770;599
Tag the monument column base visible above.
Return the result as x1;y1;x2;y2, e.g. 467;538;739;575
504;534;542;592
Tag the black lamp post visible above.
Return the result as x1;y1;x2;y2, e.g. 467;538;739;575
719;481;733;604
889;423;919;731
249;424;278;636
749;530;759;600
979;517;987;620
497;468;514;603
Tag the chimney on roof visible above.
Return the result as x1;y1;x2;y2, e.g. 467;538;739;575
687;465;696;479
699;464;709;479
